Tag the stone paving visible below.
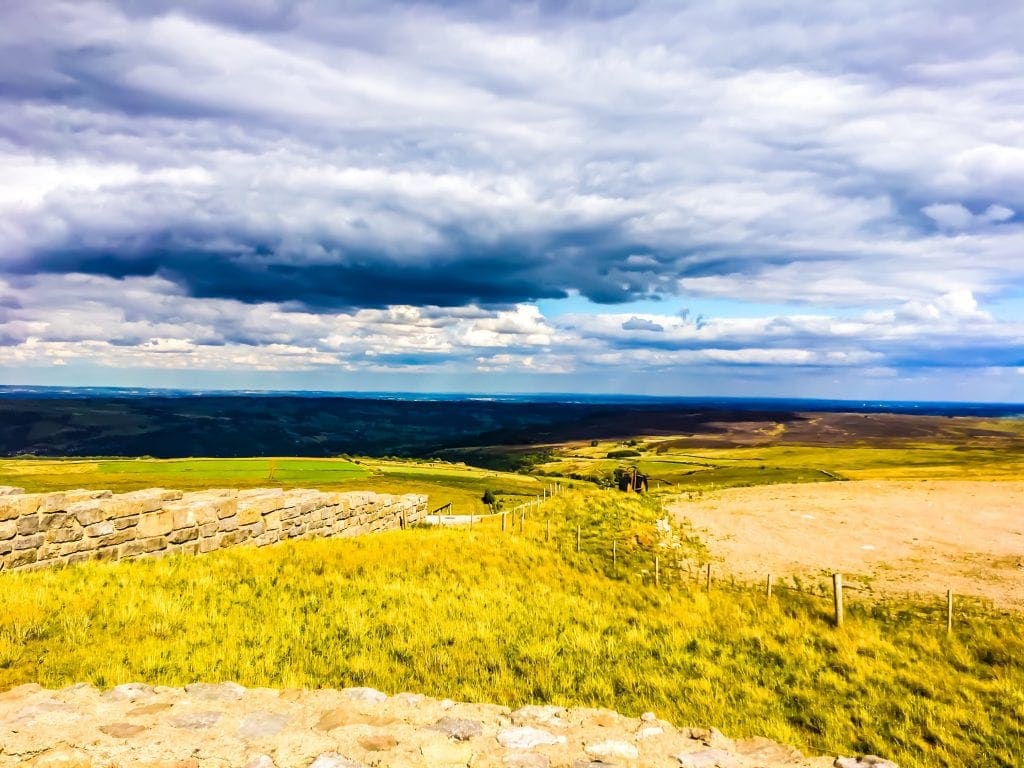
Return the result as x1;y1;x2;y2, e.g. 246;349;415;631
0;683;897;767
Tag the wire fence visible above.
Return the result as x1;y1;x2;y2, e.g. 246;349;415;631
420;484;977;635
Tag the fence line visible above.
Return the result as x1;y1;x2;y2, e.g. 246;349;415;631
422;486;964;635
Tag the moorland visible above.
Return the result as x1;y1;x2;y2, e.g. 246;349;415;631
2;392;1023;767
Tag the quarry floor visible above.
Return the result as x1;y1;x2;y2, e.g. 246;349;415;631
669;480;1024;608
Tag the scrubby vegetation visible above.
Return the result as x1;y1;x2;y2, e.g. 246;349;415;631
2;490;1021;767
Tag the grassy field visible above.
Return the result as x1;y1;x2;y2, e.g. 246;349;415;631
1;491;1021;768
534;437;1024;491
0;456;552;515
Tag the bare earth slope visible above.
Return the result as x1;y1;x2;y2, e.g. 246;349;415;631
669;480;1024;608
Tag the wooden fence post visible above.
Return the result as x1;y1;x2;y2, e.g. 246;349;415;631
545;518;550;541
519;510;525;535
655;555;660;587
766;574;773;598
705;563;711;592
947;589;953;634
501;512;506;532
833;573;844;627
612;539;617;571
576;524;581;553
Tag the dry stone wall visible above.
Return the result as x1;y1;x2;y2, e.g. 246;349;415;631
0;486;426;572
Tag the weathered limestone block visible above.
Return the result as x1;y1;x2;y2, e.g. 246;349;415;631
0;486;24;495
236;490;286;522
0;520;16;540
85;521;116;537
113;515;139;530
137;509;176;537
13;533;45;550
165;497;222;529
119;536;168;558
46;526;84;544
17;515;42;535
168;528;199;544
95;531;137;548
263;509;282;531
4;549;37;568
107;489;183;518
0;494;44;521
67;501;107;527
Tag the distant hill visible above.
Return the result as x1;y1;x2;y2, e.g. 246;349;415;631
1;388;1021;459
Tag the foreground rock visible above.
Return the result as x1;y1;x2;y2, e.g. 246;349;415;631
0;684;895;767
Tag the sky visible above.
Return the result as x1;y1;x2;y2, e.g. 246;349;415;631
1;1;1023;400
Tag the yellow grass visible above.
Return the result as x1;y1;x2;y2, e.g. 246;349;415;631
1;490;1021;767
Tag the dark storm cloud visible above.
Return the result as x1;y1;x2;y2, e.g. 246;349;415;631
3;0;1024;312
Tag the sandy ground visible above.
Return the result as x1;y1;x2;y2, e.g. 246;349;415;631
668;480;1024;608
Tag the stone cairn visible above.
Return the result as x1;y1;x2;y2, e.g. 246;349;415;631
0;486;426;572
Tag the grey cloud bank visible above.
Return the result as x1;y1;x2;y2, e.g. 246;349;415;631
1;1;1023;398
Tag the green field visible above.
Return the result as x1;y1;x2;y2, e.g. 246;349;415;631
0;456;556;516
534;438;1024;491
1;491;1021;768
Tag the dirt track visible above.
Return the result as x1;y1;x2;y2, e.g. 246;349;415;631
668;480;1024;608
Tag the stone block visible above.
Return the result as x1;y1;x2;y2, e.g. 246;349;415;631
0;494;42;521
85;521;116;537
68;501;107;526
279;505;302;521
114;515;139;530
16;515;40;535
63;551;92;565
0;520;16;541
168;528;199;544
5;549;37;568
199;522;219;537
46;526;84;544
254;530;281;546
198;536;220;554
166;501;215;529
96;531;137;548
0;486;24;495
0;539;12;556
13;533;45;550
218;530;250;548
137;510;175;537
105;489;180;519
39;512;69;530
263;510;281;530
119;536;167;558
235;490;284;519
219;515;239;532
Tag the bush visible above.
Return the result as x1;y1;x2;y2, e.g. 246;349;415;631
606;449;641;458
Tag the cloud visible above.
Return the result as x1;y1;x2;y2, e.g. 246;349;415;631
621;317;663;332
2;1;1024;395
